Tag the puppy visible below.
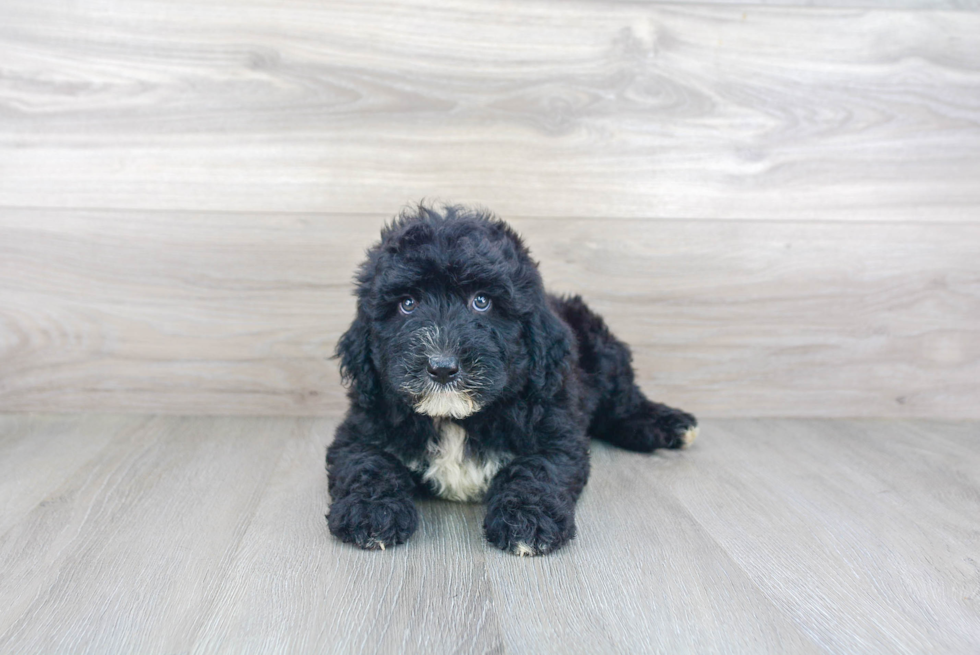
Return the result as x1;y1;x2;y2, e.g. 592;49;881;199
326;204;697;556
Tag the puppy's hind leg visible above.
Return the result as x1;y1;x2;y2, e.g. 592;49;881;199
553;295;698;452
596;395;699;452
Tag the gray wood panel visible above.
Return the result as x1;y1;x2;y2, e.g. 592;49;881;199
660;0;980;8
664;419;980;652
0;415;978;652
0;415;291;653
2;209;977;418
190;423;507;654
484;440;821;653
1;1;978;220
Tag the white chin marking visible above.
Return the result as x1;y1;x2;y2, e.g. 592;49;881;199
681;426;699;447
512;542;538;557
414;390;479;419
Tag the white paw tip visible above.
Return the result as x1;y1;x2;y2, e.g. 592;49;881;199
681;426;699;447
512;542;537;557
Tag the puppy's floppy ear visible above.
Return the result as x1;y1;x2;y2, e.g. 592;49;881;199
336;311;381;408
336;243;386;408
524;302;574;401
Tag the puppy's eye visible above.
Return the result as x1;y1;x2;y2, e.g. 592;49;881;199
398;297;417;315
471;294;491;312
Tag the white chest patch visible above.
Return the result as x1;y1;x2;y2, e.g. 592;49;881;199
420;421;510;503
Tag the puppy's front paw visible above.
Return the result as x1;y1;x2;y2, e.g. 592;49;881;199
483;489;576;557
327;493;418;550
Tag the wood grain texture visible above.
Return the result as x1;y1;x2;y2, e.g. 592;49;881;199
1;0;978;417
660;0;980;8
0;415;292;653
0;415;977;653
663;419;980;652
1;0;979;220
2;209;977;418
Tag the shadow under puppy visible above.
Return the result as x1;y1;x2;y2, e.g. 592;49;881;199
327;205;697;556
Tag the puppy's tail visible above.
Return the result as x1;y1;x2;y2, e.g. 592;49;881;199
550;295;698;452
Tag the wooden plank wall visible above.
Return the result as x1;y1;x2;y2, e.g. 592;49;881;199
1;0;978;417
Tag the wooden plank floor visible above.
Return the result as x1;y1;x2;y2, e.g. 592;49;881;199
0;415;977;653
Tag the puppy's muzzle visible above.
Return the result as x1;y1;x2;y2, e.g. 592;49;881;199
426;355;459;385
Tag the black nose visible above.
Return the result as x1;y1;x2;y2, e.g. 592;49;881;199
426;356;460;385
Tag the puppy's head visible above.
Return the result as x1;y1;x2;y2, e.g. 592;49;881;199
337;204;568;418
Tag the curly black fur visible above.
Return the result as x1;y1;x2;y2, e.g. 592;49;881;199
326;204;697;556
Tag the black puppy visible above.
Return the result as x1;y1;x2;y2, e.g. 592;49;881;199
326;205;697;556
